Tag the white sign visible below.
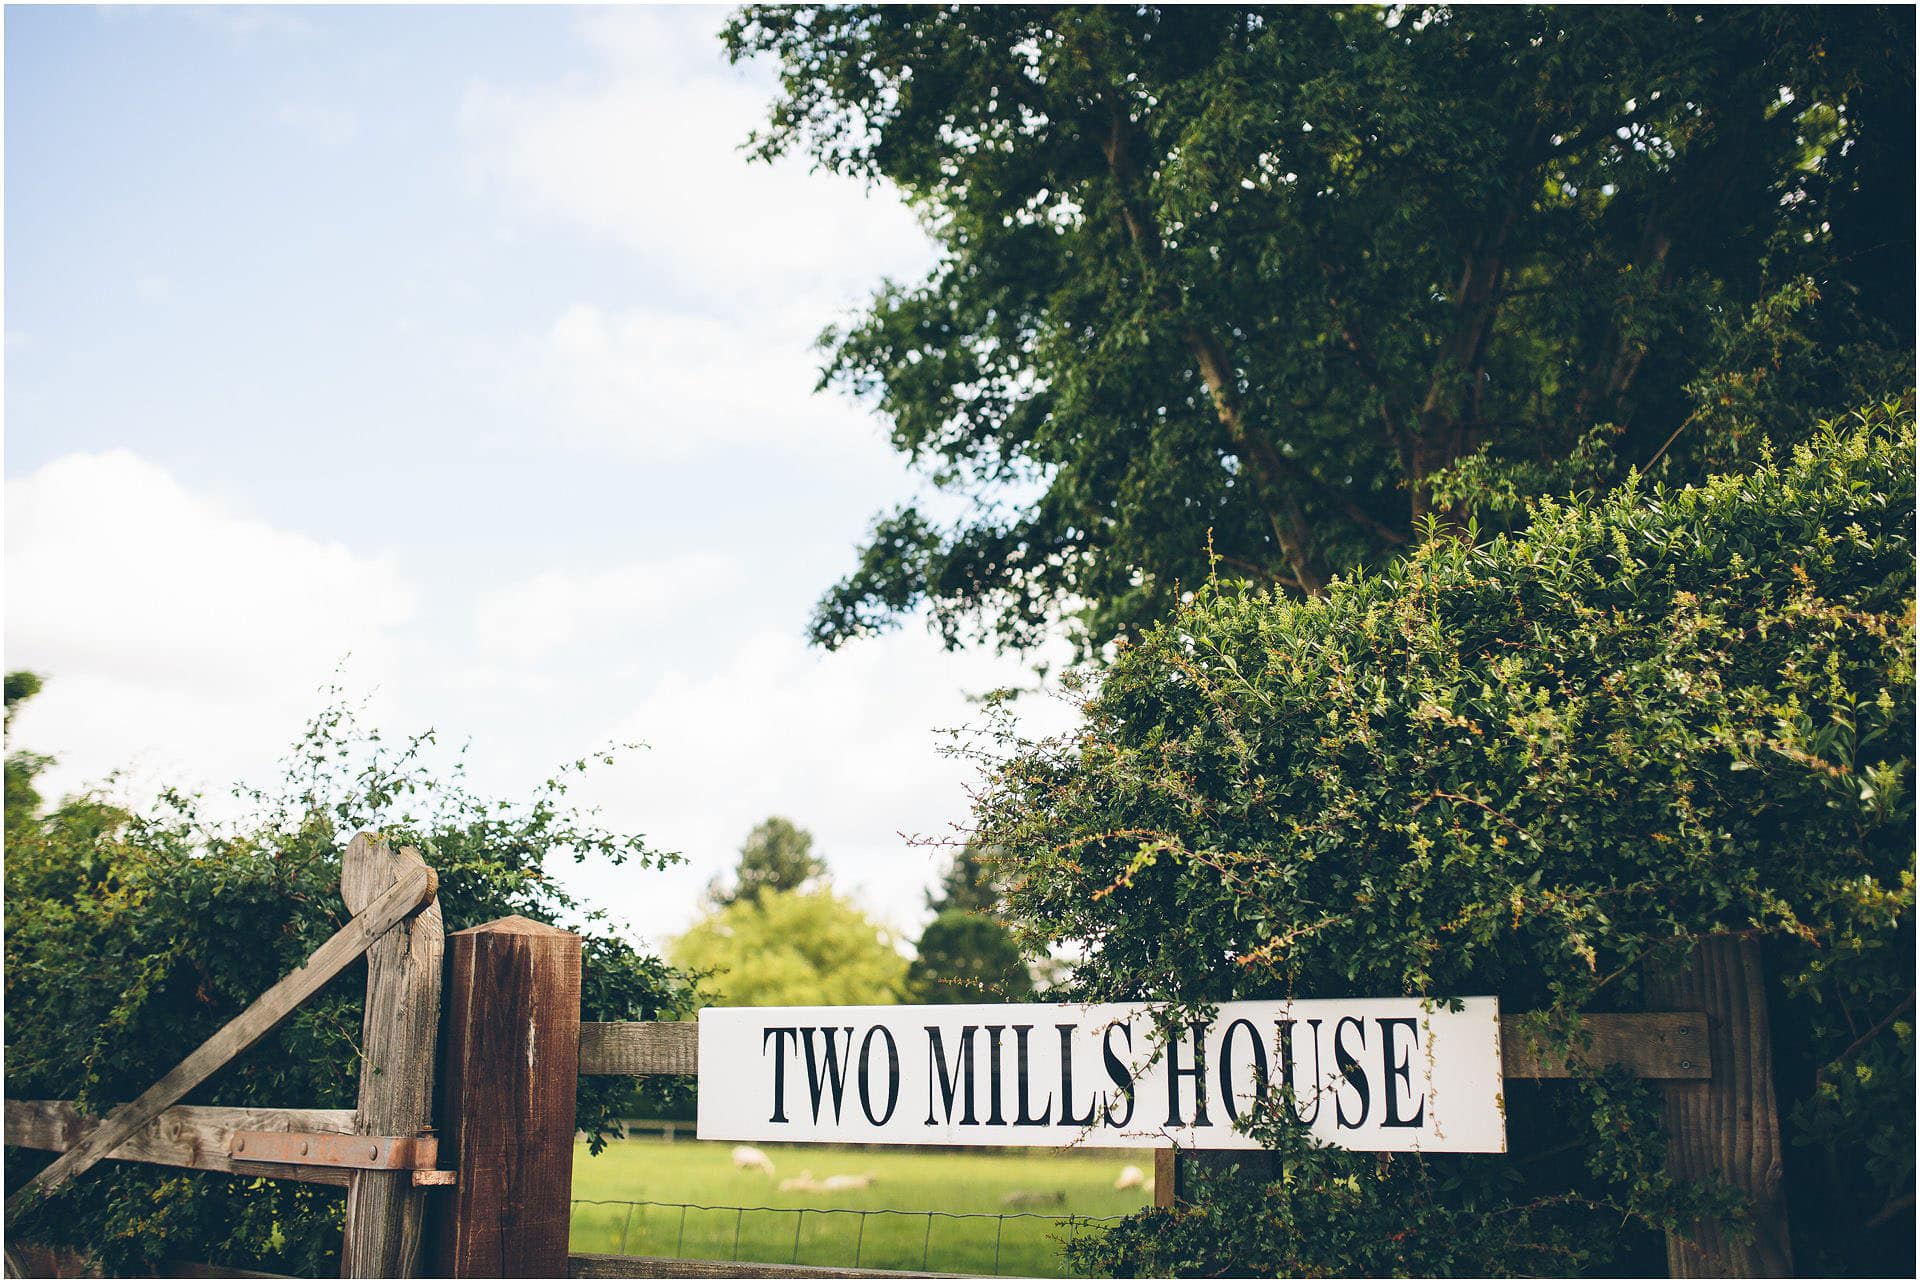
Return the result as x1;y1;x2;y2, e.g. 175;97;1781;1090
696;997;1505;1153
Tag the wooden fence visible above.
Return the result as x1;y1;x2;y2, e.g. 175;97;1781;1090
4;837;1790;1278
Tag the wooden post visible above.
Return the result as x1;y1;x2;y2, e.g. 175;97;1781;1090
1152;1149;1175;1210
341;835;444;1279
1164;1147;1277;1211
1644;935;1793;1277
429;916;582;1278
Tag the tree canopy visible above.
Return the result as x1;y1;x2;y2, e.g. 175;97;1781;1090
708;815;827;907
672;887;910;1007
726;4;1915;659
907;909;1031;1004
906;845;1033;1002
5;670;48;827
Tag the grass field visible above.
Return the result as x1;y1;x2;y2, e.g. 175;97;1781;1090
569;1136;1153;1276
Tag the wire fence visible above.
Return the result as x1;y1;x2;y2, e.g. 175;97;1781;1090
570;1197;1126;1276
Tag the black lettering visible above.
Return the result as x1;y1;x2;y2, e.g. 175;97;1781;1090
1219;1018;1269;1123
1379;1017;1425;1128
925;1026;980;1126
1056;1024;1097;1127
763;1027;799;1124
1013;1025;1053;1125
984;1026;1008;1125
1102;1022;1136;1127
1165;1022;1212;1128
1334;1016;1370;1129
858;1026;900;1126
801;1025;855;1125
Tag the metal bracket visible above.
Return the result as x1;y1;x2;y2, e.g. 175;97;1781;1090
228;1130;438;1172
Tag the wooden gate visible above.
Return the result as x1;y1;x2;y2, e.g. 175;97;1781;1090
4;840;1791;1278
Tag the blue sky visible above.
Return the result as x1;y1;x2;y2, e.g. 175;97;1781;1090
4;5;1072;948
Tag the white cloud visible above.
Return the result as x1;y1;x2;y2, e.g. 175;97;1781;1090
2;452;1083;952
503;303;878;459
561;627;1080;948
473;551;743;661
182;6;316;43
462;9;937;462
4;451;416;800
460;8;932;312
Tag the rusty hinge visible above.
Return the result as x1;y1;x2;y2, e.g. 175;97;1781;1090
229;1130;440;1174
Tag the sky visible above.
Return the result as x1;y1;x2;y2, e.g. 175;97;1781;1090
3;4;1077;952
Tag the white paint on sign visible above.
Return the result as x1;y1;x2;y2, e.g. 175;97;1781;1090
696;997;1505;1153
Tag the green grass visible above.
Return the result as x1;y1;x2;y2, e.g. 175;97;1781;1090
570;1136;1153;1276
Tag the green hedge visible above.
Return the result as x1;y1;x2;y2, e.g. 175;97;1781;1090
977;397;1915;1275
3;701;692;1276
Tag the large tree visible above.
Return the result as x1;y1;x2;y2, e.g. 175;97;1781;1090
727;5;1914;658
708;815;827;907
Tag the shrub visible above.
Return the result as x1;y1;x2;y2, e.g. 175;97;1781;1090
975;397;1915;1275
3;695;693;1276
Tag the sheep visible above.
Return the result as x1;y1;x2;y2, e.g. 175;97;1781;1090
778;1169;822;1193
1002;1189;1066;1208
731;1144;775;1176
1114;1164;1147;1190
820;1173;875;1191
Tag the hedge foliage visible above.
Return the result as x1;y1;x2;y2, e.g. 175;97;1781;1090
3;697;693;1276
976;397;1915;1275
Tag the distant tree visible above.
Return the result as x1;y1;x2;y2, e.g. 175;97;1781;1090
925;842;1004;916
672;887;909;1007
5;671;49;828
727;5;1915;660
907;845;1033;1002
709;815;826;907
908;910;1031;1004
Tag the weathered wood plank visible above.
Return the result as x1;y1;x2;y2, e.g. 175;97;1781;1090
577;1013;1706;1081
1499;1011;1711;1080
567;1255;967;1279
578;1022;697;1076
5;863;438;1218
340;835;444;1279
5;1101;359;1186
429;917;583;1278
1645;937;1793;1276
1152;1149;1175;1211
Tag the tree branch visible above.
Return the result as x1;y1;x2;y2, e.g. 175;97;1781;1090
1815;990;1915;1090
1097;104;1330;594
